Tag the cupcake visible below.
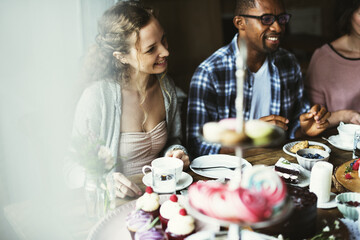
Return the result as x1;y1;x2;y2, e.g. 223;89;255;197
126;210;153;240
136;186;160;218
166;208;196;240
134;227;166;240
159;194;183;230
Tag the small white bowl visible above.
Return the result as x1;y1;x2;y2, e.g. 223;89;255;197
296;148;330;171
336;192;360;221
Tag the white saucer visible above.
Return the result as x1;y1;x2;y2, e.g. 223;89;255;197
270;164;311;188
317;192;337;209
327;135;353;151
142;172;193;193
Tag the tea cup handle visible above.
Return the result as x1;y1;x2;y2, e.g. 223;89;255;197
142;165;152;175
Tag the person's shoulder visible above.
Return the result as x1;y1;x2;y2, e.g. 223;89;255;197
81;79;119;101
198;39;236;71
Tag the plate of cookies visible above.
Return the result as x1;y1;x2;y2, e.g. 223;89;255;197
283;140;331;157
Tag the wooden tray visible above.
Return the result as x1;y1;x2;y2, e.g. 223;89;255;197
332;160;360;193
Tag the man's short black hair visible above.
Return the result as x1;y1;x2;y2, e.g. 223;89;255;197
235;0;257;16
234;0;285;16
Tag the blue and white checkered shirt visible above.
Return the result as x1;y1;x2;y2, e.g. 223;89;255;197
186;34;310;158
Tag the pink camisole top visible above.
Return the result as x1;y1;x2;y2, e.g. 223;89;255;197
119;121;167;176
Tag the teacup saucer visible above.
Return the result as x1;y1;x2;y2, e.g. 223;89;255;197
317;192;337;209
327;135;353;151
142;172;193;193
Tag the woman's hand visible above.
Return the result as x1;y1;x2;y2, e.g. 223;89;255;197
299;104;331;137
113;172;142;199
165;149;190;170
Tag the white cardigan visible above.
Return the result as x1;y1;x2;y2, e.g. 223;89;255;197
65;74;187;188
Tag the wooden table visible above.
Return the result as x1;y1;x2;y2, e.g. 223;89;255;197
4;128;353;239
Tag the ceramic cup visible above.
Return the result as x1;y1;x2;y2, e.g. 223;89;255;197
338;122;360;148
142;157;183;193
142;157;183;182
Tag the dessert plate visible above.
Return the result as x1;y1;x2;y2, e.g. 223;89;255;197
283;141;331;157
190;154;252;179
326;135;353;151
317;192;337;209
270;164;311;188
142;172;193;193
87;195;219;240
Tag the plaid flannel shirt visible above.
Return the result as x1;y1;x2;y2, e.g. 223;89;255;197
186;34;310;158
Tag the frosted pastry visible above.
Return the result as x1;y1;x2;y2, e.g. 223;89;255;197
159;194;183;230
136;186;160;218
166;208;195;240
126;210;153;240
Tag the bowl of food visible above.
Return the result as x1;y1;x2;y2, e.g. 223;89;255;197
336;192;360;221
296;148;330;171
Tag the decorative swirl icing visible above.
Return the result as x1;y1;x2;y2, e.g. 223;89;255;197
126;210;153;231
241;165;287;208
188;166;287;223
134;227;166;240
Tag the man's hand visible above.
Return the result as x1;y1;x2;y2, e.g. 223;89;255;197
259;115;289;130
165;150;190;170
299;104;331;137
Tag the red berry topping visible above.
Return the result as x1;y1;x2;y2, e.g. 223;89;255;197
179;208;187;216
353;161;359;171
170;194;178;202
146;186;153;194
345;173;353;179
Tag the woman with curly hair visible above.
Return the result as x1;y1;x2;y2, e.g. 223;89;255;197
67;1;189;198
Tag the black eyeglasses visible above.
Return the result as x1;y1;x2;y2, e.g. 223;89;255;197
238;13;291;25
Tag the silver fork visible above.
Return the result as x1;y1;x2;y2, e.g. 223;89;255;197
191;166;237;170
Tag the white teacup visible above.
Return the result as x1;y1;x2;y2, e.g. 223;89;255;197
337;122;360;147
142;157;184;183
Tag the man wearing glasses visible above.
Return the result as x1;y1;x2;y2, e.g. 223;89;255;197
187;0;330;157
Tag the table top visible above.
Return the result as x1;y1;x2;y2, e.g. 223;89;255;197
4;128;354;240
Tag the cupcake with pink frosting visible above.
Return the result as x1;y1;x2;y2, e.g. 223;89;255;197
159;194;183;230
136;186;160;218
165;208;195;240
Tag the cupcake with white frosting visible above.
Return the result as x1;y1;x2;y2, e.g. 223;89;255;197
166;208;195;240
136;186;160;218
159;194;183;230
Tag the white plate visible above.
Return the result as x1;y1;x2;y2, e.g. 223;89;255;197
87;195;219;240
190;154;252;179
327;135;353;151
270;164;311;188
142;172;193;193
283;141;331;157
317;192;337;209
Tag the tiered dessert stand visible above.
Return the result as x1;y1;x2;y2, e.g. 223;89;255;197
188;38;291;240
